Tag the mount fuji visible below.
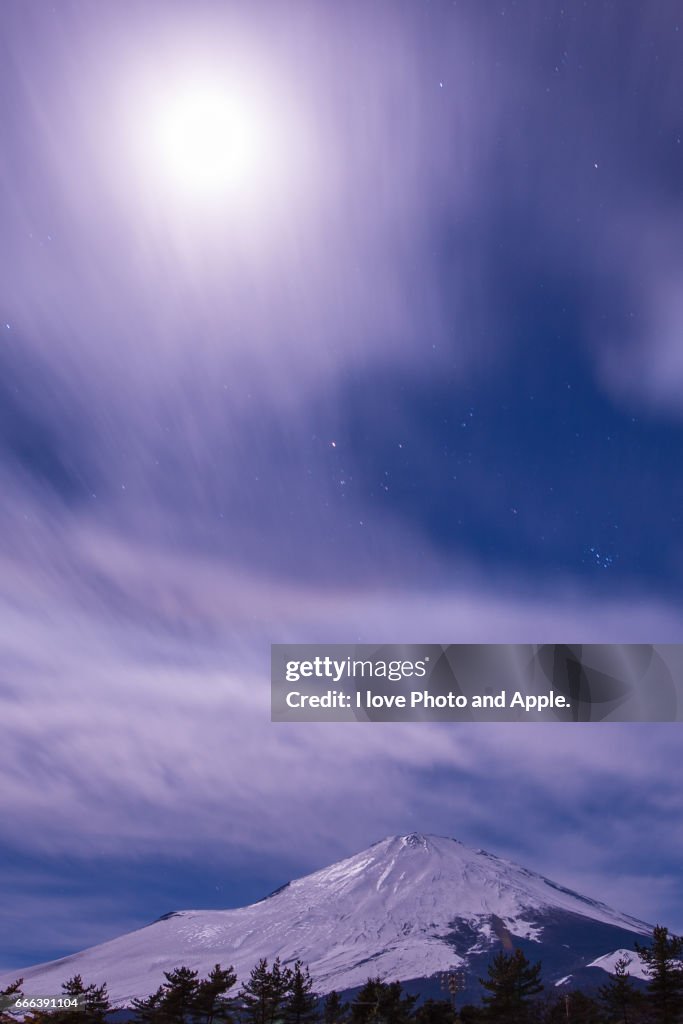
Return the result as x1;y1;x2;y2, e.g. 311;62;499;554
1;834;651;1006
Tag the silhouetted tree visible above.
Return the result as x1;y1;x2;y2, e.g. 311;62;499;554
414;997;455;1024
132;985;167;1024
350;978;417;1024
0;979;23;1024
563;990;602;1023
131;964;237;1024
458;1004;485;1024
159;967;201;1024
194;964;238;1024
323;991;349;1024
537;992;566;1024
49;975;111;1024
240;958;294;1024
284;962;317;1024
635;926;683;1024
598;955;643;1024
479;949;543;1024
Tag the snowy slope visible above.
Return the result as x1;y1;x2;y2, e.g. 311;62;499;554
1;834;651;1006
587;950;650;981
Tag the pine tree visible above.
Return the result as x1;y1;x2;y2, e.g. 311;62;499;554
563;990;602;1024
323;991;349;1024
478;949;543;1024
283;962;317;1024
131;985;167;1024
131;964;237;1024
635;925;683;1024
158;967;201;1024
350;978;417;1024
239;958;294;1024
61;976;88;1001
194;964;237;1024
0;979;23;1024
52;975;111;1024
598;955;642;1024
414;998;455;1024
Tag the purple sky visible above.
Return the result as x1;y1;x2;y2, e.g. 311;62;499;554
1;0;683;973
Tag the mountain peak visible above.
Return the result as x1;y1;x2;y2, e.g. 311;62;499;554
395;832;462;849
377;832;461;853
400;832;431;847
2;834;652;1007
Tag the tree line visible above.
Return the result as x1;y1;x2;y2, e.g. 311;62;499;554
1;924;682;1024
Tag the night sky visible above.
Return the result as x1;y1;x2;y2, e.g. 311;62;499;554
1;0;683;974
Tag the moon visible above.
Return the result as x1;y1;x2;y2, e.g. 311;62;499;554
114;46;320;243
152;78;268;200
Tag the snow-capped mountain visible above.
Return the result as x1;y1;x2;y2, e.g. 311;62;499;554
2;834;651;1006
586;950;650;981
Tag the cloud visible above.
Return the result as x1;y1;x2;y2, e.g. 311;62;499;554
1;480;683;954
1;0;496;442
591;228;683;414
1;496;682;881
2;0;683;971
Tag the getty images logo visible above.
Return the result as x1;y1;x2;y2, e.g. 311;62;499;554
285;655;428;684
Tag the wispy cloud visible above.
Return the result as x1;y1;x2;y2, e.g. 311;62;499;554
2;0;683;973
1;504;682;920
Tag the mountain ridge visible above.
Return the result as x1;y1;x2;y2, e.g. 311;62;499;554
0;833;651;1006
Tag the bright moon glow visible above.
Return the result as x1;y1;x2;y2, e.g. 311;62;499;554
154;81;268;198
116;47;320;238
122;58;309;220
